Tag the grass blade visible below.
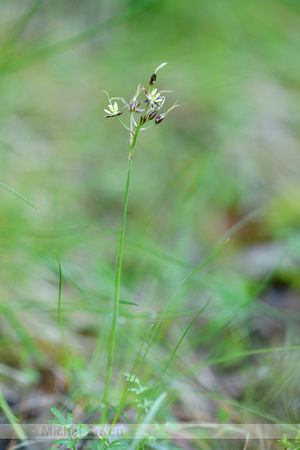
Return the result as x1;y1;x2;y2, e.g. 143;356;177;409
0;182;38;210
53;251;66;363
129;392;167;450
154;302;210;386
0;390;27;441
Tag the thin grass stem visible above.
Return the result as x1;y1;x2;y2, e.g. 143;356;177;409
101;155;133;425
0;182;39;210
153;302;210;386
54;251;66;364
102;108;148;425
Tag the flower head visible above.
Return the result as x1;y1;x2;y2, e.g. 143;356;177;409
143;87;166;110
103;64;178;141
103;90;126;118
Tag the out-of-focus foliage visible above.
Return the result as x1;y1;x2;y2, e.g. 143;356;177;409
0;0;300;448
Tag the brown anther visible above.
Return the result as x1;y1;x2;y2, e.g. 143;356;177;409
140;115;147;125
148;110;158;120
155;113;164;124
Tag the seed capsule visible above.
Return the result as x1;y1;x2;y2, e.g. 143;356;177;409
148;110;158;120
155;113;164;124
140;115;147;125
149;73;156;85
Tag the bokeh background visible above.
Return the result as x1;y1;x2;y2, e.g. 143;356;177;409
1;0;300;448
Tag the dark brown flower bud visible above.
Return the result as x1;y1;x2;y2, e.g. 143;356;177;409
148;110;158;120
155;113;164;124
149;73;156;85
140;115;147;125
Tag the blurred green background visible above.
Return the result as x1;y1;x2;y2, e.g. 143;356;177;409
1;0;300;448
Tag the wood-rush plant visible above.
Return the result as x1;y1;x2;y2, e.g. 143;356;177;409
102;62;179;425
48;64;227;449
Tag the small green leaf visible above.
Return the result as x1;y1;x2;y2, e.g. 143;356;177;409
67;412;73;425
107;440;127;448
120;300;139;307
48;420;61;425
53;438;71;444
50;407;67;425
74;423;90;442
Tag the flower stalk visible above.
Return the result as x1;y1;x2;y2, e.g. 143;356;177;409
101;63;178;426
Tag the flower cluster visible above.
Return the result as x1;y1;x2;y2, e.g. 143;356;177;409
103;63;179;145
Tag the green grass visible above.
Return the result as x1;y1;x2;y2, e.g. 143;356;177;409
0;1;300;449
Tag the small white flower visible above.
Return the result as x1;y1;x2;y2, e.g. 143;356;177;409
143;87;166;109
103;91;126;118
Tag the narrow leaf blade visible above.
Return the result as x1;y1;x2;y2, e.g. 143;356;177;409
0;182;39;210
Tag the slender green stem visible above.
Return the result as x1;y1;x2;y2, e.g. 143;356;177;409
102;156;132;425
153;303;209;386
0;182;39;210
54;251;66;364
116;115;133;134
102;110;148;424
67;428;76;449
